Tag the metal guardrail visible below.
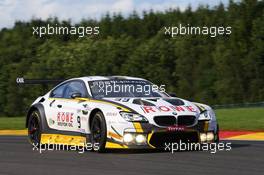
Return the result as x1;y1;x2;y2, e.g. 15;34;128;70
212;102;264;109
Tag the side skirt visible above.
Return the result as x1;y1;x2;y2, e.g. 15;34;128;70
40;133;89;146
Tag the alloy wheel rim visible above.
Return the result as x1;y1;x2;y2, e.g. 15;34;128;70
92;117;101;143
28;116;39;143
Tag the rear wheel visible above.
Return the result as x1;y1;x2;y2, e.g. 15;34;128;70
28;110;42;146
90;111;107;152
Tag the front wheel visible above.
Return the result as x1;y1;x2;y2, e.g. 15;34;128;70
90;111;107;152
28;110;42;146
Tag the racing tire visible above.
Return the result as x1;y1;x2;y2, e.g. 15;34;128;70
90;111;107;153
27;110;42;147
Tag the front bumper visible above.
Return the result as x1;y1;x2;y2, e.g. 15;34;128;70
105;121;218;149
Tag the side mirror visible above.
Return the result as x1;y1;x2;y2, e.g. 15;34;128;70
71;92;82;99
168;93;177;97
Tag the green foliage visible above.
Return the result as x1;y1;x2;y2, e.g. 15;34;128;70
0;0;263;116
216;107;264;131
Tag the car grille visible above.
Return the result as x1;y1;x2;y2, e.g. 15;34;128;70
153;116;176;127
153;115;196;127
149;132;199;148
177;115;196;126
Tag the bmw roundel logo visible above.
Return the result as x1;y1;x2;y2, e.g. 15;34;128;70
172;112;177;115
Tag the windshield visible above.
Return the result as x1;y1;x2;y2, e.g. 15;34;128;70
88;80;168;99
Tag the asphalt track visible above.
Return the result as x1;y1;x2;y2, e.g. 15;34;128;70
0;136;263;175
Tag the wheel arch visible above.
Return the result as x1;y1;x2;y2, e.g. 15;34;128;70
26;104;49;131
88;108;104;129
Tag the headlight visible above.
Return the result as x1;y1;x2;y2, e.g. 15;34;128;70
199;110;211;120
119;112;148;122
200;132;214;142
135;134;146;144
206;132;214;141
200;133;207;142
123;133;134;143
123;133;147;145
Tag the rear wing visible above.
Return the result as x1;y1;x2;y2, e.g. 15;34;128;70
16;77;64;85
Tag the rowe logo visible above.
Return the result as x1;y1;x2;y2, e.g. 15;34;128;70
141;105;196;113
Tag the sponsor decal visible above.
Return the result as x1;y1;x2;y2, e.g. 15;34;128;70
141;105;197;113
81;110;89;115
83;104;92;110
77;116;81;128
167;126;186;132
57;112;74;127
106;112;118;116
48;118;55;125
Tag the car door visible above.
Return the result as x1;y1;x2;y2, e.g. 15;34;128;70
48;80;90;133
58;80;90;133
46;82;69;131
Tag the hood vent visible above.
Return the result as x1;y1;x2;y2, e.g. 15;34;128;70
164;99;185;106
146;98;159;102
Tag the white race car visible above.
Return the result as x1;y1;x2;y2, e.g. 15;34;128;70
26;76;219;152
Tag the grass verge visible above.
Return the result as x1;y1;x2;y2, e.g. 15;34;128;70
0;117;25;130
215;107;264;131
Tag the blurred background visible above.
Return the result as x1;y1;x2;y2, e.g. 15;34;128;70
0;0;263;117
